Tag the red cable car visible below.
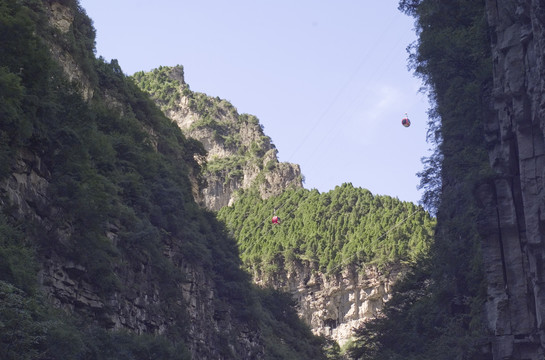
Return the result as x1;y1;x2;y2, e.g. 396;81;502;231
402;113;411;127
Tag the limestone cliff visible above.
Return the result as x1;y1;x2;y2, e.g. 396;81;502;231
3;149;264;359
0;2;329;358
479;1;545;358
133;67;421;349
45;1;94;101
254;263;402;347
133;66;303;211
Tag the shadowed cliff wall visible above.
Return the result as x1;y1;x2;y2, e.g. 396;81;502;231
480;1;545;358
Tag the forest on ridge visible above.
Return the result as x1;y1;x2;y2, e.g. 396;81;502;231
218;184;434;278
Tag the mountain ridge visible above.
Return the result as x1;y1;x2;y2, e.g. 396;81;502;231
132;65;303;211
135;64;435;347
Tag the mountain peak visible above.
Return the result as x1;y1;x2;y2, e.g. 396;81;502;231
133;66;303;210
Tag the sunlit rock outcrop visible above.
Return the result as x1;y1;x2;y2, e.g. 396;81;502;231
133;66;303;211
255;263;401;347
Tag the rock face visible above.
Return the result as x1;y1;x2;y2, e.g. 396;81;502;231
2;149;264;359
255;263;401;347
135;68;408;347
2;3;267;358
141;68;406;346
134;66;303;211
46;2;94;101
480;1;545;358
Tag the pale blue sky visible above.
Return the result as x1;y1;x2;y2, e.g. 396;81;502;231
79;0;431;204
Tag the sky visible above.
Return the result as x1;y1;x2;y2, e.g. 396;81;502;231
79;0;432;204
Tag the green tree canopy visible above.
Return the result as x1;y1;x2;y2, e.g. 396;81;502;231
218;183;435;278
348;0;492;358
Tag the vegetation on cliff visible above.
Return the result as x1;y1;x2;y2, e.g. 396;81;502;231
218;183;435;278
348;0;493;358
0;0;327;358
132;66;289;188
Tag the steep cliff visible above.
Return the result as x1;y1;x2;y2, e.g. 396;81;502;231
0;1;326;358
218;185;435;348
131;62;437;349
4;147;266;359
1;2;261;356
479;1;545;358
133;66;303;211
255;263;402;347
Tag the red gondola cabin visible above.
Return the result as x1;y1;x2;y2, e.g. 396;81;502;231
402;115;411;127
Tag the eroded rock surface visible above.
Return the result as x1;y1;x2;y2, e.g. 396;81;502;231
481;1;545;358
255;263;402;346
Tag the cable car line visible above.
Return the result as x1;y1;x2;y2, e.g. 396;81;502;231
284;15;398;163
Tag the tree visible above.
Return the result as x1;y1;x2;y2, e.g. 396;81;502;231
348;0;493;358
